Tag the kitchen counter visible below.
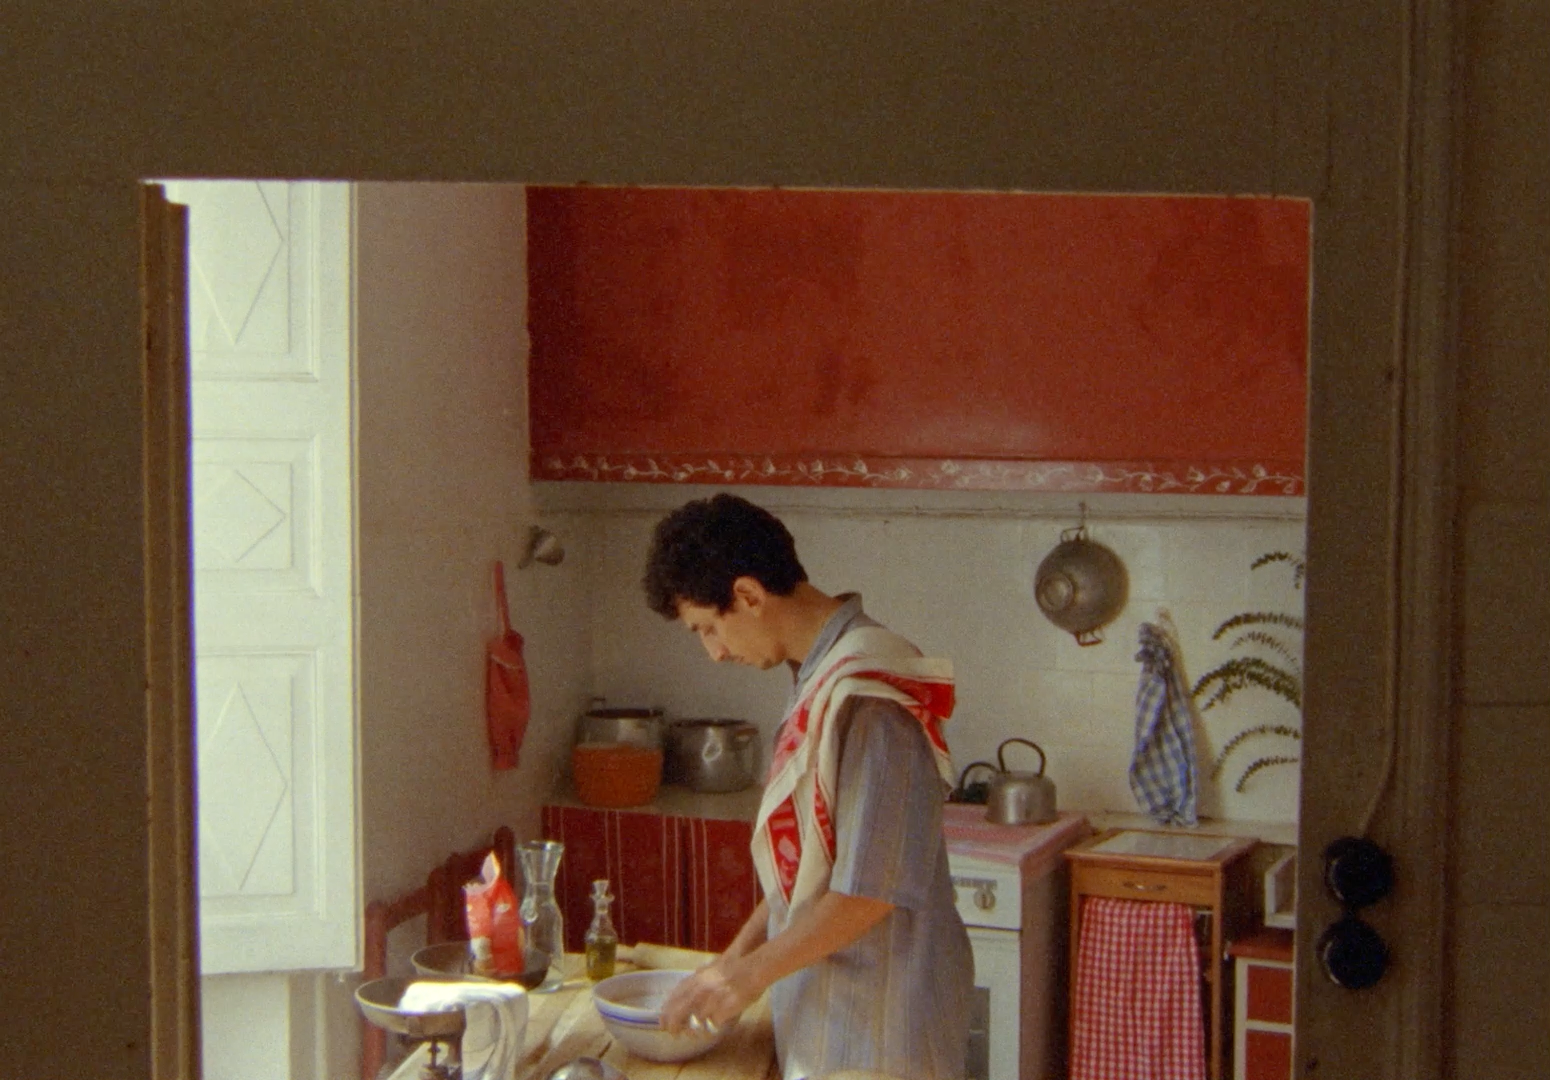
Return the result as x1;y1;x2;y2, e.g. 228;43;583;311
386;954;778;1080
1082;810;1297;847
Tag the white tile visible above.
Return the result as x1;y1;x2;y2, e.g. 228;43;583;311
1051;608;1147;672
1049;744;1144;815
1090;672;1144;736
1202;744;1301;824
1244;549;1308;617
1087;522;1166;602
578;501;1308;829
1012;670;1101;742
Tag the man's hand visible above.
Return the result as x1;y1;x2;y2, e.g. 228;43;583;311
658;890;893;1033
659;956;757;1033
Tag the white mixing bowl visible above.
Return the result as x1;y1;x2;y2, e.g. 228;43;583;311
590;969;734;1063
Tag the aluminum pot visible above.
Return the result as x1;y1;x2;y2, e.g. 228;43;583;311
1033;521;1129;646
665;719;760;793
577;703;665;749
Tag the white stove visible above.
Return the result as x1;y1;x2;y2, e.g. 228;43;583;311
944;807;1093;1080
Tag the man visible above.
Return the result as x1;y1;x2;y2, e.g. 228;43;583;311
642;492;972;1080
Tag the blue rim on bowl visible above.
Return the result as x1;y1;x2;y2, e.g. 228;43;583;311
592;968;686;1026
591;969;733;1063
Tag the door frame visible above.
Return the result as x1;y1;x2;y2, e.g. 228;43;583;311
1295;0;1457;1075
143;185;203;1080
120;5;1461;1080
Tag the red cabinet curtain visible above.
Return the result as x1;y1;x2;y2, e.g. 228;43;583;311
541;805;760;954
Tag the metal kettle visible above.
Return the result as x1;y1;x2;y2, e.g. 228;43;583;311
984;737;1059;825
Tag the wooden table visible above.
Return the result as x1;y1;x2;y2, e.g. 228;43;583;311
386;954;779;1080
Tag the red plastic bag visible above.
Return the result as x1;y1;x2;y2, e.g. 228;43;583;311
485;560;530;770
463;851;523;976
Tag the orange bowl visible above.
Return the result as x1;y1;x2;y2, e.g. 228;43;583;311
572;742;663;808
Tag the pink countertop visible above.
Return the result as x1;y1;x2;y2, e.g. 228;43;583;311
941;805;1093;874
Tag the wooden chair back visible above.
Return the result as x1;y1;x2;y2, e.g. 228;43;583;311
359;826;517;1080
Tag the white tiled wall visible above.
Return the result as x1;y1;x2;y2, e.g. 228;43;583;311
556;489;1307;826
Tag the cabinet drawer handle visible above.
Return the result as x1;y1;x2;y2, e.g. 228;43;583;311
1122;880;1168;892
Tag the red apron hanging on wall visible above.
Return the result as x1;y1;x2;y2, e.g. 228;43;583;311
485;560;530;770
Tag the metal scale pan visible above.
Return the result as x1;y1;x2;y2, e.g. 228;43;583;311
355;976;468;1080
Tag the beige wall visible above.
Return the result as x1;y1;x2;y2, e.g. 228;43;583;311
354;183;587;902
353;183;601;1079
1;3;1538;1078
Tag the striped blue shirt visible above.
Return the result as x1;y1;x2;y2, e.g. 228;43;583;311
765;595;972;1080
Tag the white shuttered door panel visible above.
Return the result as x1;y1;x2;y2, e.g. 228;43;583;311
166;180;359;974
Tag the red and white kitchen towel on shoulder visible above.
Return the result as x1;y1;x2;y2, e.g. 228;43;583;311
1071;896;1206;1080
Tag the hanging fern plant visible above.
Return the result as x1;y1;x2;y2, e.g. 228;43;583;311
1192;551;1305;792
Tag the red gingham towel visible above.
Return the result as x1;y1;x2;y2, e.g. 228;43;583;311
1071;896;1206;1080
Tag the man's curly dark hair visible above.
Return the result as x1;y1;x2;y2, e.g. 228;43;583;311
643;493;808;618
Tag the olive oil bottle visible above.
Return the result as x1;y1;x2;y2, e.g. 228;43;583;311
584;878;618;981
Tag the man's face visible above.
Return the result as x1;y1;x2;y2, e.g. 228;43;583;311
675;587;783;669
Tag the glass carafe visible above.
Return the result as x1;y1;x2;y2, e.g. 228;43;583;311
517;839;566;992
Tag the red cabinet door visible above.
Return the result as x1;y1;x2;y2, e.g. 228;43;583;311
1229;929;1295;1080
541;805;758;953
678;815;761;952
542;804;679;951
528;186;1310;496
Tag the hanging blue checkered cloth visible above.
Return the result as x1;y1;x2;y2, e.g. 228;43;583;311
1130;622;1200;826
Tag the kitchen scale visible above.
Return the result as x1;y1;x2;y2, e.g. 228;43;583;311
356;976;468;1080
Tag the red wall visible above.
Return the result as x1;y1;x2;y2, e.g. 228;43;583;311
528;186;1309;493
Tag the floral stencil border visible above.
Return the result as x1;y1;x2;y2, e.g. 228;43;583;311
533;453;1304;495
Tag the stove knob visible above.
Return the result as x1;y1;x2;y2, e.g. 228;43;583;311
974;883;995;911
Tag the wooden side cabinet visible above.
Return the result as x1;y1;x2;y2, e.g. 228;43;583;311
1227;929;1295;1080
1064;829;1258;1080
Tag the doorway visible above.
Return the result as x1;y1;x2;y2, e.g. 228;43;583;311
168;180;1313;1080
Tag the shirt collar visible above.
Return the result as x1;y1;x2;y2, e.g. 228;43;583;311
791;592;865;689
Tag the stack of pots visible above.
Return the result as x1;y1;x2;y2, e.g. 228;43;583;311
572;705;665;808
663;719;761;794
573;703;763;801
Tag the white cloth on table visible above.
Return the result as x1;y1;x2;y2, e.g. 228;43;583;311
397;980;529;1080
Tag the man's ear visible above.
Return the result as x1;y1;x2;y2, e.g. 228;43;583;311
729;576;768;612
